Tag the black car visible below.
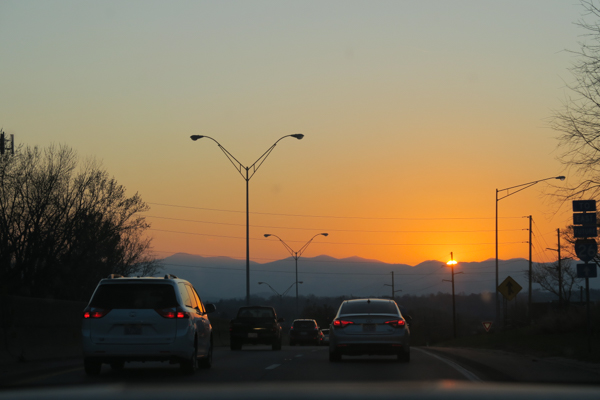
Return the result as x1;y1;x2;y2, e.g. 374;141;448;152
289;319;322;346
229;306;284;350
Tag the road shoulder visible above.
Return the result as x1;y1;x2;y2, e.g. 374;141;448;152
424;346;600;384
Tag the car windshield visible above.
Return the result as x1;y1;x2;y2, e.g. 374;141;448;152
90;284;178;309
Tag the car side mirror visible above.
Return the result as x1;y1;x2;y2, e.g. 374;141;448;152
205;303;216;314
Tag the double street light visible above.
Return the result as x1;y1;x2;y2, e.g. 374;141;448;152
264;233;329;315
495;175;565;323
258;281;303;301
191;134;304;305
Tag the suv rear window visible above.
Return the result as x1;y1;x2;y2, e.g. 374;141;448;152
293;320;317;329
90;283;178;309
340;301;399;315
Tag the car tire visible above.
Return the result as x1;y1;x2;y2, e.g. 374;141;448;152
181;343;198;374
199;340;213;369
329;350;342;362
84;357;102;376
230;339;242;351
290;340;295;346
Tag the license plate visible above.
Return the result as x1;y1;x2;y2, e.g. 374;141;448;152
124;324;142;335
248;333;258;338
362;324;376;332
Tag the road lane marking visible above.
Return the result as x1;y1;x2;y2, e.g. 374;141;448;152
294;354;303;358
415;348;482;382
265;364;280;370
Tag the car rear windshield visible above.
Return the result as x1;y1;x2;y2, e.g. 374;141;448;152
293;320;316;329
90;283;178;309
340;301;399;315
237;308;275;318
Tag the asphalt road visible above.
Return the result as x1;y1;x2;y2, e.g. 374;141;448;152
4;345;600;389
6;346;471;388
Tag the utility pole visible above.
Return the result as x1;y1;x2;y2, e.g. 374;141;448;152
528;215;533;322
384;271;401;301
558;228;563;307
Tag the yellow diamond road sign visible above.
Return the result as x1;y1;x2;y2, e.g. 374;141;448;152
498;276;522;301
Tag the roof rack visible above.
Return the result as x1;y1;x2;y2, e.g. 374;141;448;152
164;274;178;279
107;274;124;279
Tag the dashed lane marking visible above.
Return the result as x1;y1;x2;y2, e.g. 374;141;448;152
265;364;281;370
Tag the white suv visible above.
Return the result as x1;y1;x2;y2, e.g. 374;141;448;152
82;274;215;375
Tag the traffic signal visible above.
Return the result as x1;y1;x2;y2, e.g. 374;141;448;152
0;132;4;155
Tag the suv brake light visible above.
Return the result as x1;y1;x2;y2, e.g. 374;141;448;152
83;307;111;319
333;319;354;328
155;307;190;319
384;319;406;327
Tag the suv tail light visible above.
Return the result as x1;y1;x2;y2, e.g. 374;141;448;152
384;319;406;328
155;307;190;319
83;307;111;319
332;319;354;328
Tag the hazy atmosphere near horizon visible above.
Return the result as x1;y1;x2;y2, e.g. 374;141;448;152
0;0;589;269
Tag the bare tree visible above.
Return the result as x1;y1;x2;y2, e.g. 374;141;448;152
530;259;582;302
552;1;600;198
0;144;159;300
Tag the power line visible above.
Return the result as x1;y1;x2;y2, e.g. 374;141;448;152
147;202;519;221
149;228;522;246
145;215;520;234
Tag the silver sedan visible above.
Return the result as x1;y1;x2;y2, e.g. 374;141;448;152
328;298;410;362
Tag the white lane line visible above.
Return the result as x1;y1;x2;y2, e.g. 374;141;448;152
415;348;483;382
265;364;281;370
294;354;303;358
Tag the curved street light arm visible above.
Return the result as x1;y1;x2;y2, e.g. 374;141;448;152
247;134;303;180
258;282;280;296
190;135;248;179
497;176;565;202
265;234;297;259
282;281;301;297
297;233;328;258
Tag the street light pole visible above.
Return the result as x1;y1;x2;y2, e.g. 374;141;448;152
443;253;461;339
264;233;328;315
191;134;304;305
495;175;565;323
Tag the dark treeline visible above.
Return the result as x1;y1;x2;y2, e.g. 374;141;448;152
0;145;157;301
211;291;600;346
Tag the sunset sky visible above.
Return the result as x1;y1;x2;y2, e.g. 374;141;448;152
0;1;589;267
